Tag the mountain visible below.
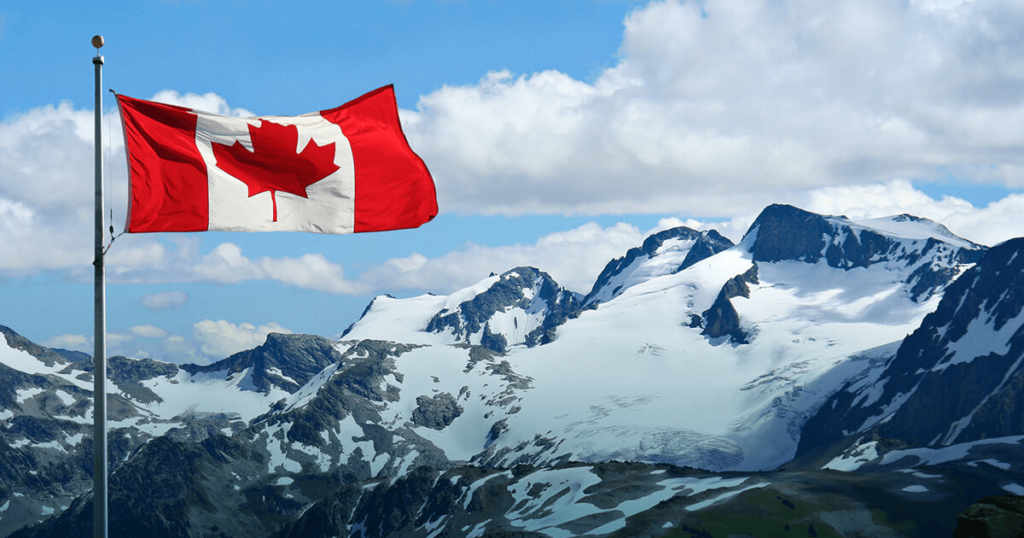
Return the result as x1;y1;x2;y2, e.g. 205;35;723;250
582;226;735;308
4;203;1018;538
746;204;984;300
181;333;343;394
422;266;583;352
799;236;1024;461
343;267;582;353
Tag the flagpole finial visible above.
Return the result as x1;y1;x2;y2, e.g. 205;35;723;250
91;35;104;49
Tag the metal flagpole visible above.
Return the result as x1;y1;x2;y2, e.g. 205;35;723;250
91;34;108;538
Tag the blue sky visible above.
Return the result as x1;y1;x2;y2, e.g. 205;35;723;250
3;0;1024;363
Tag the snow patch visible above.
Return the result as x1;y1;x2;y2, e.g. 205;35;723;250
54;390;75;406
506;467;604;533
1003;483;1024;496
15;388;43;404
881;436;1024;466
685;481;767;511
464;472;511;510
266;367;298;387
967;459;1011;470
465;519;491;538
822;441;879;472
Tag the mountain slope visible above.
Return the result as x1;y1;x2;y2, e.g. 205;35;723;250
800;237;1024;459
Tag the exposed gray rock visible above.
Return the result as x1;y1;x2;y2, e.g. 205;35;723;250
181;333;343;394
410;392;463;430
745;204;984;301
701;263;759;344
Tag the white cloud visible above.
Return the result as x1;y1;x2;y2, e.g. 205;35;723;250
39;320;295;364
139;291;189;311
90;180;1024;298
42;333;90;352
0;102;128;274
106;332;133;346
100;222;645;296
149;90;253;117
4;0;1024;298
402;0;1024;216
130;325;168;338
192;244;369;294
358;221;645;294
192;319;292;360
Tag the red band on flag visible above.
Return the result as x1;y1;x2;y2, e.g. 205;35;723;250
320;86;438;234
117;96;209;232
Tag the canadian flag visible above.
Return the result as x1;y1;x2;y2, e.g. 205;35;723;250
116;85;437;234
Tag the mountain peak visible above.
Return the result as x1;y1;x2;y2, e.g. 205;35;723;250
183;333;342;394
583;225;734;307
743;204;837;264
0;324;71;369
743;204;985;301
425;266;581;352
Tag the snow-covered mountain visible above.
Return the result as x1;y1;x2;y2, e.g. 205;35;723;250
343;266;583;353
6;203;1022;538
800;235;1024;462
581;226;734;308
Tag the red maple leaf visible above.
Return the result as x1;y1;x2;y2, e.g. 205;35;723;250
212;120;340;222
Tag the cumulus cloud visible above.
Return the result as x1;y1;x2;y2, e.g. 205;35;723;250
0;102;126;274
192;319;292;360
149;90;253;117
139;291;189;311
46;319;296;364
101;221;647;295
5;0;1024;300
357;222;646;294
93;180;1024;298
0;90;249;279
42;333;90;353
402;0;1024;216
130;325;168;338
106;239;370;295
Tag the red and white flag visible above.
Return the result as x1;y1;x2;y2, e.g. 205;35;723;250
116;85;437;234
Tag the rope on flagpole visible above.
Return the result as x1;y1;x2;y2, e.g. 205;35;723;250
100;88;124;258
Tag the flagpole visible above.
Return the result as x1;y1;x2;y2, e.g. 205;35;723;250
91;35;108;538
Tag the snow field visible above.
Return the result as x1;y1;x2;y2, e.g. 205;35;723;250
0;334;66;376
139;367;288;425
387;345;515;460
341;293;454;345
